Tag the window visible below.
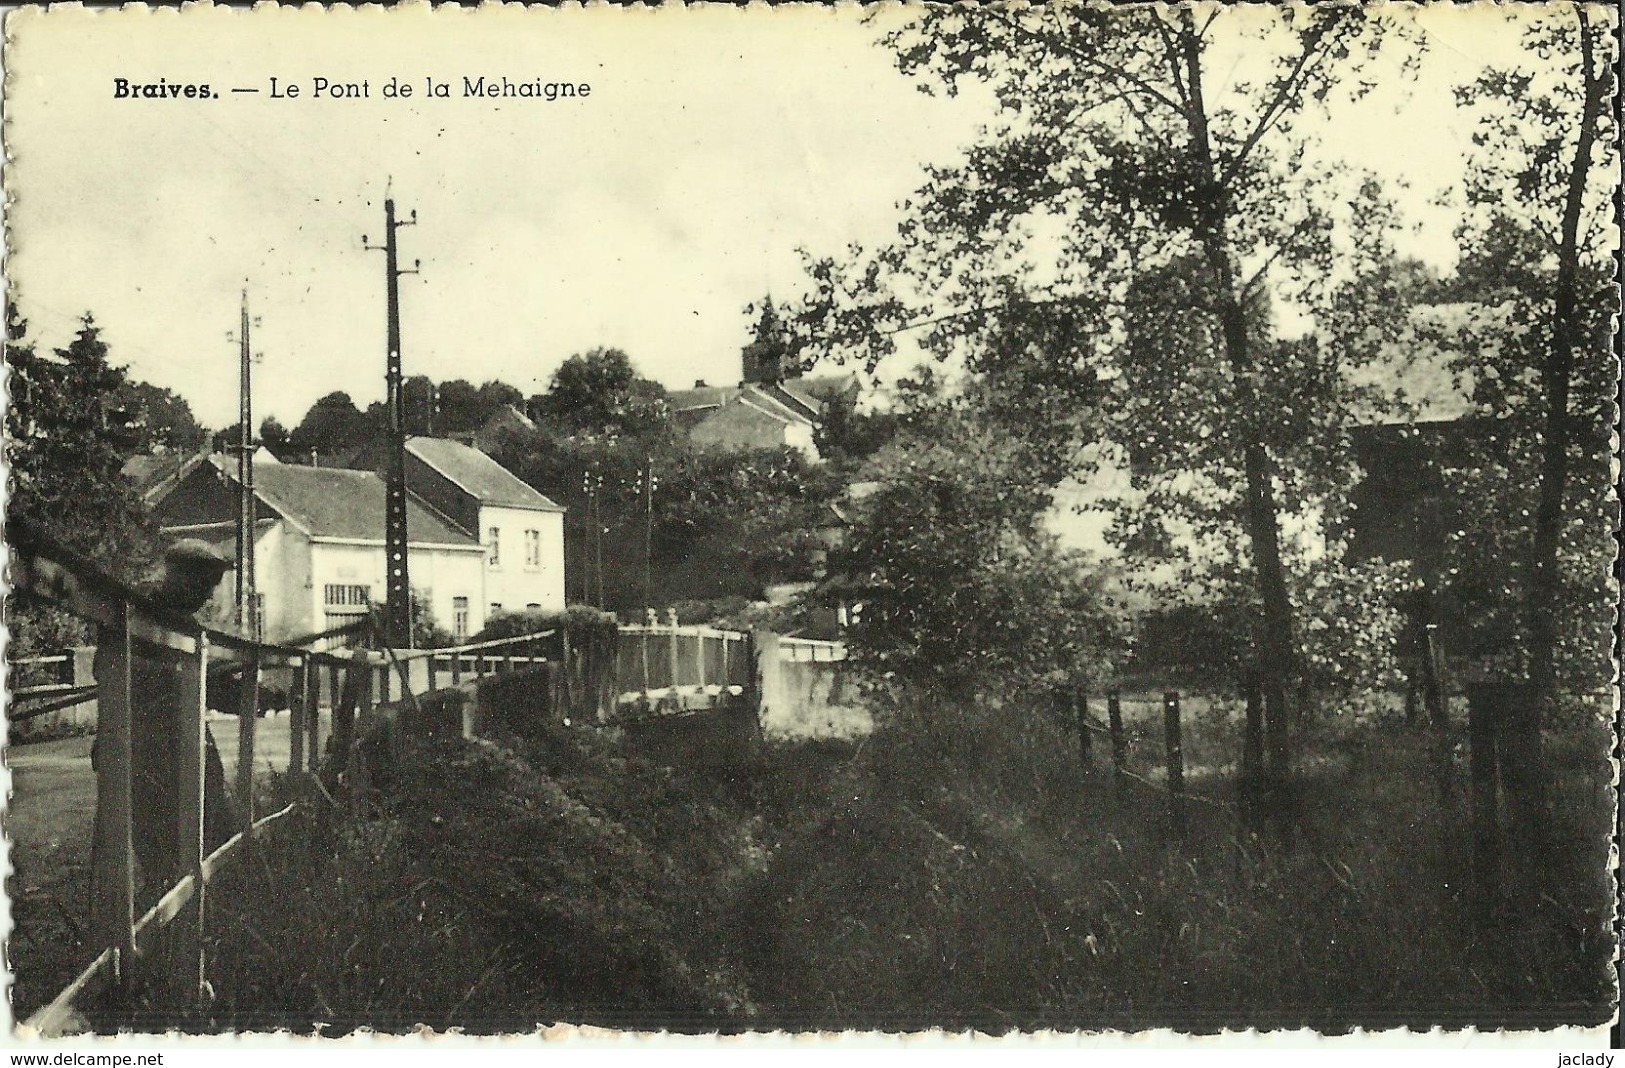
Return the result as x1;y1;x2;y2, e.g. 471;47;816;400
323;583;371;631
488;527;501;568
524;529;541;570
453;596;470;639
324;584;371;608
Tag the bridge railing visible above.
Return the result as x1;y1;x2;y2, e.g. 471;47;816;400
613;622;753;712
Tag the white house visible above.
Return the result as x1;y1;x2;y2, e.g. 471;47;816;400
149;455;490;642
387;437;568;619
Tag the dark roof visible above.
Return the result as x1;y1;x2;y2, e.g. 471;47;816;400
212;456;478;545
406;437;564;512
123;450;209;500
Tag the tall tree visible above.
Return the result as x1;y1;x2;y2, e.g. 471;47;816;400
1454;7;1615;710
531;347;670;440
6;309;155;582
785;7;1416;772
258;415;292;459
287;390;376;462
115;378;205;453
1412;7;1616;859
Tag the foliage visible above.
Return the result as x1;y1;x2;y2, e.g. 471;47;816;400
488;425;841;614
406;590;454;649
473;604;619;646
180;729;760;1032
745;690;1613;1029
1421;7;1617;695
114;378;204;452
810;388;901;474
529;347;671;441
258;415;292;459
836;411;1122;697
780;6;1425;736
285;390;377;463
5;308;158;584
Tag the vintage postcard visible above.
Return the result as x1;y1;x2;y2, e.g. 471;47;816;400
2;0;1617;1048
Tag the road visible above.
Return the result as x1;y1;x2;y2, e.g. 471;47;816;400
8;711;326;873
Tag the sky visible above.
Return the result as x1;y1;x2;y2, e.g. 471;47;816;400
3;3;1557;431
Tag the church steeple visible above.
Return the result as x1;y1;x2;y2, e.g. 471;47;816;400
741;295;791;385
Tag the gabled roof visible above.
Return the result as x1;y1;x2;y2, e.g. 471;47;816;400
124;450;210;501
731;386;816;428
780;373;858;413
668;384;739;413
206;455;479;545
406;436;565;513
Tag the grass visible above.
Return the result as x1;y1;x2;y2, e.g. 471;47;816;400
737;688;1615;1032
49;683;1616;1034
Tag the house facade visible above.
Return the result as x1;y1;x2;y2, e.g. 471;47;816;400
347;436;568;619
149;456;489;643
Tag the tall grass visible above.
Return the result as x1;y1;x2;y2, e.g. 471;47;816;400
738;687;1615;1031
76;685;1612;1034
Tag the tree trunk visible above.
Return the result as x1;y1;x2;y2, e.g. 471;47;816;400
1519;9;1603;858
1177;19;1299;779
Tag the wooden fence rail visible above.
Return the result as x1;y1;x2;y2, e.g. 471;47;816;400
8;528;561;1037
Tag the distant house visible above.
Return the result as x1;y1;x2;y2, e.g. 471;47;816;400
667;298;858;459
669;376;858;458
450;402;538;454
346;436;568;619
149;456;488;643
123;445;280;505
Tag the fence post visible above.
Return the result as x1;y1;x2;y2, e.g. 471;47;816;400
1495;681;1550;908
1164;692;1186;837
696;631;708;696
1073;688;1092;764
329;658;360;788
306;663;322;774
1242;674;1265;783
318;663;339;771
560;629;575;720
1421;620;1454;807
451;651;462;686
1466;682;1501;916
89;610;136;994
289;660;307;776
667;610;681;702
1107;690;1126;794
176;633;208;1006
236;651;261;839
640;627;652;704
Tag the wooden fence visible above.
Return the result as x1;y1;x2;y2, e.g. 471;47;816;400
11;649;99;732
8;530;558;1037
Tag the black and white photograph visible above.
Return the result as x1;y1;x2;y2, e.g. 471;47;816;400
2;1;1617;1043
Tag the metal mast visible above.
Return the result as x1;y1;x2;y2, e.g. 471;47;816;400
365;196;419;647
233;289;259;638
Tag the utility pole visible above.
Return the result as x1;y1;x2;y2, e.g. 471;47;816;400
642;456;655;615
364;196;420;648
230;289;260;638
